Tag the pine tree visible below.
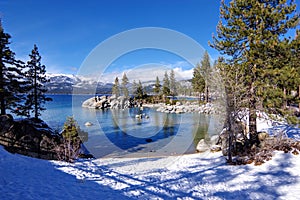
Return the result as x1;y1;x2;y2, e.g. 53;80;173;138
0;21;26;115
290;30;300;113
60;116;88;162
134;80;144;99
112;77;120;97
169;69;177;96
200;51;211;103
153;76;161;94
23;45;52;120
132;80;138;95
191;63;205;101
62;116;88;142
210;0;299;145
162;71;170;96
121;73;129;98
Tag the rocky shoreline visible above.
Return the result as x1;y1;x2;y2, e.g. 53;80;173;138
146;102;215;114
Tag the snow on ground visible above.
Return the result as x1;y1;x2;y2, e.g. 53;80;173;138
1;145;300;200
257;113;300;141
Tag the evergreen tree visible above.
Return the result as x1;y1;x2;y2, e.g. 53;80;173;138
210;0;299;145
132;80;138;95
162;71;170;96
191;63;205;100
290;30;300;112
121;73;129;98
134;80;144;99
0;21;26;115
112;77;120;97
62;116;88;142
60;116;88;162
200;51;211;103
169;69;177;96
23;44;52;120
153;76;161;94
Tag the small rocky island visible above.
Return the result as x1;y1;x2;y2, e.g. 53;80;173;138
82;95;215;115
82;95;136;109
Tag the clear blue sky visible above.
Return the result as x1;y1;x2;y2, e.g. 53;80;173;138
0;0;221;75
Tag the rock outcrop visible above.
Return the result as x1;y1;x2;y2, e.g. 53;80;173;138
82;95;134;109
0;115;93;161
0;115;60;160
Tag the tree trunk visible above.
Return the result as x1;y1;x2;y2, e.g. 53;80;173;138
205;84;209;103
34;67;38;120
0;62;5;115
283;87;287;109
298;85;300;112
224;87;233;163
249;96;258;146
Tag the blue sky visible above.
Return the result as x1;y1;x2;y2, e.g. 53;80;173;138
1;0;299;81
0;0;221;77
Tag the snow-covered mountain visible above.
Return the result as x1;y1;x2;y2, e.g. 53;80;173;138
45;73;113;94
45;73;191;94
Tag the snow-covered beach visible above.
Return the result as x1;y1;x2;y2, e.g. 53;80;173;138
1;141;300;200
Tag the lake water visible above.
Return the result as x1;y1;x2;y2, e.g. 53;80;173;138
40;95;222;158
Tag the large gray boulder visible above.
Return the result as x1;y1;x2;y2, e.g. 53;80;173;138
196;139;210;152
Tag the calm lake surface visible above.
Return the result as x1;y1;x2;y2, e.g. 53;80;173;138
40;95;222;158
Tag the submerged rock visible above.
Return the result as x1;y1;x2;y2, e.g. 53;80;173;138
85;122;93;126
146;138;153;143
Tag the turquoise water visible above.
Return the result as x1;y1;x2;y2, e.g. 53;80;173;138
40;95;222;158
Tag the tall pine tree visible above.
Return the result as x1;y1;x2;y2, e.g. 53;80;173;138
0;21;26;115
24;44;52;120
200;51;211;103
210;0;299;145
169;69;177;96
153;76;161;94
191;63;205;101
112;77;120;97
134;80;144;99
121;73;129;98
162;71;170;96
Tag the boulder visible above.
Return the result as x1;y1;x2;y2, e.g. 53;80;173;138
110;94;117;101
196;139;210;152
210;145;222;152
0;115;14;135
258;132;269;141
135;114;142;119
85;122;93;126
175;108;183;114
82;97;95;108
176;101;182;106
210;135;220;145
110;99;119;109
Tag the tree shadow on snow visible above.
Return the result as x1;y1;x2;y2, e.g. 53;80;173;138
53;152;299;199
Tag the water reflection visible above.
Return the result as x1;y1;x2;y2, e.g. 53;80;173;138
87;107;221;158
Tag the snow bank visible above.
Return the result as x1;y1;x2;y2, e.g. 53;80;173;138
256;112;300;141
